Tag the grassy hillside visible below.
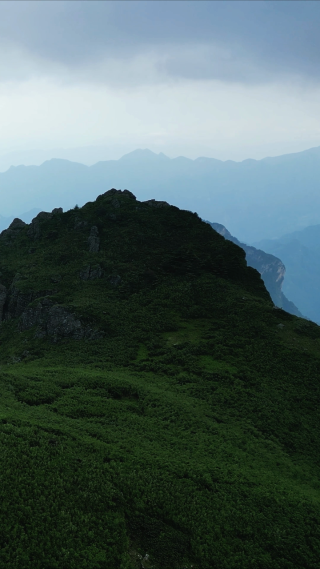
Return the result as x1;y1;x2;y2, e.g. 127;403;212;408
0;189;319;568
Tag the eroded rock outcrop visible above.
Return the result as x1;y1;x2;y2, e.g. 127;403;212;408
19;297;103;341
0;218;27;244
88;226;100;253
4;273;36;320
143;199;170;208
28;208;63;239
79;264;103;280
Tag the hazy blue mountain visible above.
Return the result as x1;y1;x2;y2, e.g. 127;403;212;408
0;145;137;172
207;221;303;318
2;146;320;241
0;209;41;233
254;225;320;323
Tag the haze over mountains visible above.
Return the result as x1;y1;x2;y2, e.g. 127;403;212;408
2;144;320;322
2;145;320;243
255;225;320;324
206;221;302;319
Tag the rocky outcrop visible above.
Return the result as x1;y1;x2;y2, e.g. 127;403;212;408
207;221;302;316
143;199;170;208
0;217;27;244
100;188;136;200
28;207;63;239
4;273;36;320
88;226;100;253
19;297;103;342
9;218;27;230
0;273;102;341
79;264;103;280
74;216;88;230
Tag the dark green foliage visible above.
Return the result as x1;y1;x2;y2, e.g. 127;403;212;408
0;190;319;567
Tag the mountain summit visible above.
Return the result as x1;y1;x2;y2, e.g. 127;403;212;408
3;145;320;241
0;189;319;568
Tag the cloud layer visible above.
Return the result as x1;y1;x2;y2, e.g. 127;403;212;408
1;1;320;86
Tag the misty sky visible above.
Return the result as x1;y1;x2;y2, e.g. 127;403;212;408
1;1;320;162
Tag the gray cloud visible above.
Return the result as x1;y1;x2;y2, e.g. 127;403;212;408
1;1;320;85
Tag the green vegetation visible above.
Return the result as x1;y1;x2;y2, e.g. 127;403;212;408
0;190;319;567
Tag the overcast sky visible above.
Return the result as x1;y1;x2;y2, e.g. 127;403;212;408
1;1;320;162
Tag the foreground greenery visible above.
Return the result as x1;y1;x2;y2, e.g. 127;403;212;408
0;190;319;567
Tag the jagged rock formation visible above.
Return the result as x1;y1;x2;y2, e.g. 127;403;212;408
88;226;100;253
207;222;302;317
143;199;170;208
27;207;63;239
79;264;103;280
19;297;103;342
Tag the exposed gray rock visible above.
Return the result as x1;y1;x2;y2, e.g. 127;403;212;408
35;211;53;222
207;221;302;317
122;189;136;199
8;218;26;230
5;274;35;320
143;199;170;208
52;207;63;215
79;264;103;281
74;216;88;229
88;226;100;253
101;188;136;200
0;218;27;243
28;211;53;239
19;297;103;341
2;274;59;321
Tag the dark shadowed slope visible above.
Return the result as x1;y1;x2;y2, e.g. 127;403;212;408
207;221;303;317
255;224;320;323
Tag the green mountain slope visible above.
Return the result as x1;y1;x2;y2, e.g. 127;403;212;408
0;189;320;568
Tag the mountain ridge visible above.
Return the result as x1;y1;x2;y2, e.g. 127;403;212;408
2;145;320;241
206;221;303;318
254;223;320;323
0;188;319;566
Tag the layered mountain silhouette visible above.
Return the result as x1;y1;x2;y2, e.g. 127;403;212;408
0;208;41;233
0;188;319;567
2;145;320;241
206;221;302;317
255;224;320;323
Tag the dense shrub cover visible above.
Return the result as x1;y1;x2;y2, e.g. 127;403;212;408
0;191;319;567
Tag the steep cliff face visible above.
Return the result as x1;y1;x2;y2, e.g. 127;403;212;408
206;222;302;317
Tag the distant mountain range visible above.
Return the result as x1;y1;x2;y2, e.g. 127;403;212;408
207;221;302;318
2;145;320;241
255;225;320;323
0;209;41;233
